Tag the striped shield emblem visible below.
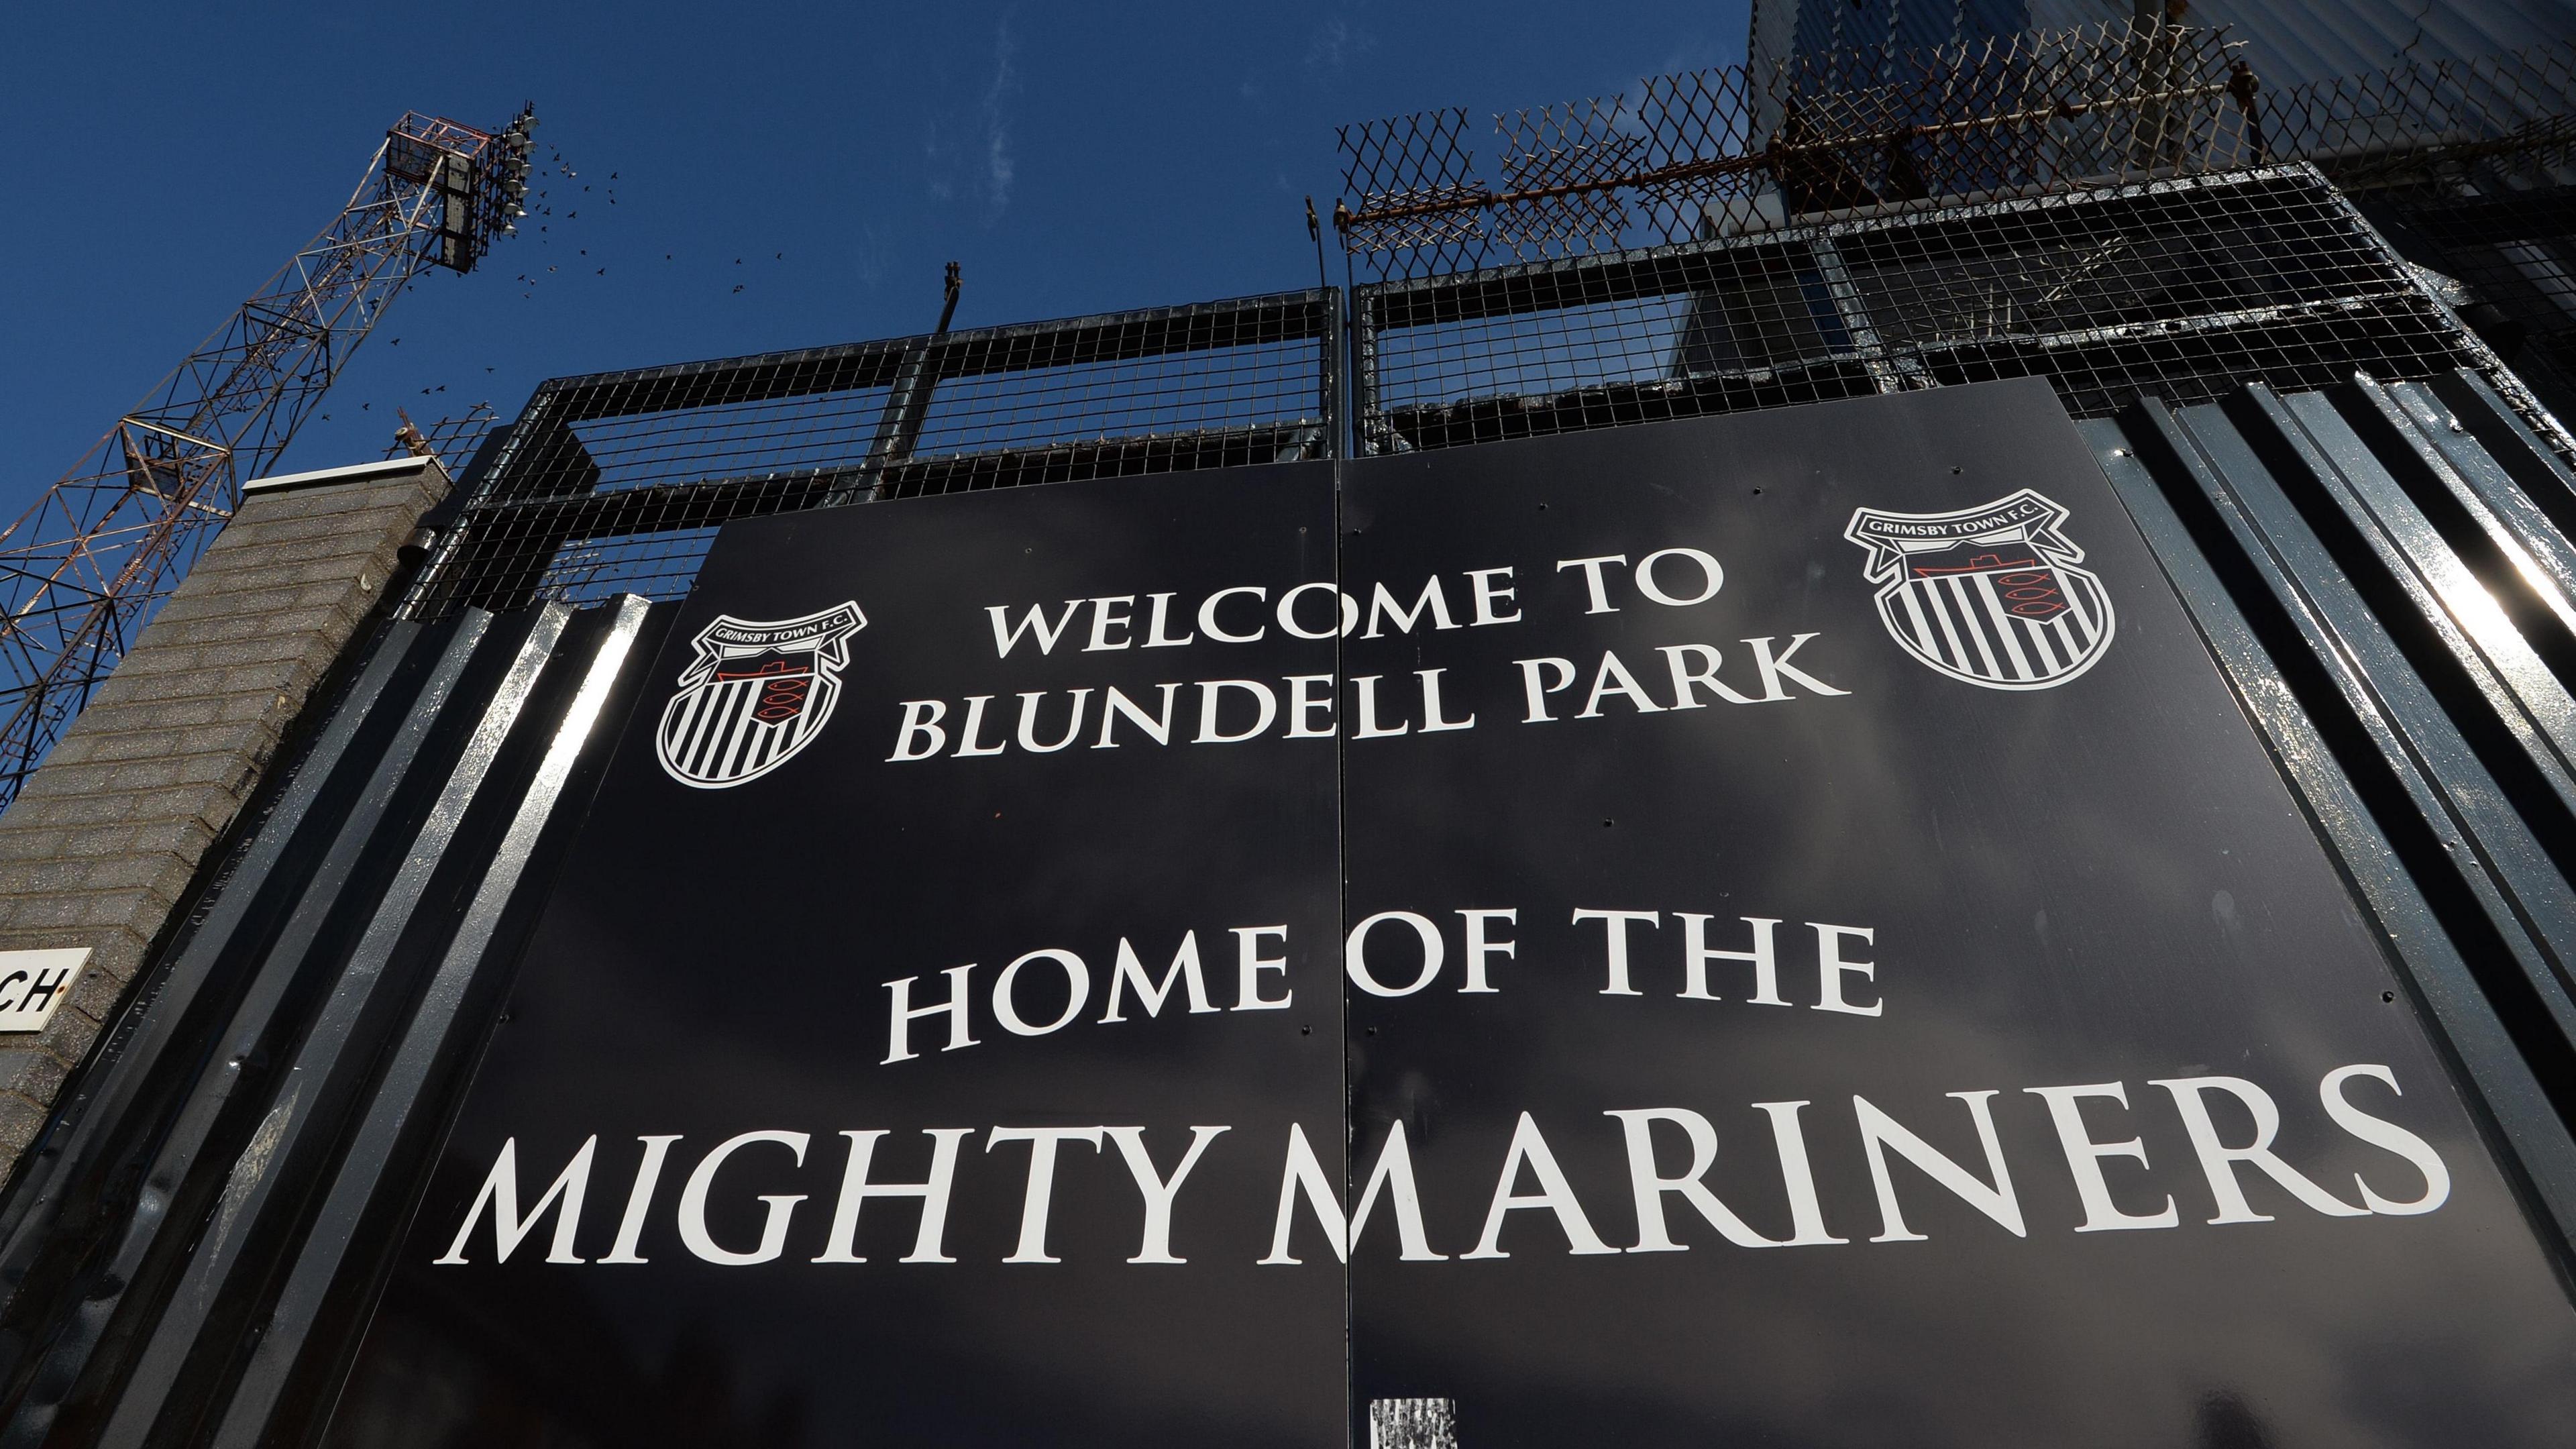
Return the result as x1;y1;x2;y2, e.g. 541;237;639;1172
655;602;866;788
1844;490;2114;690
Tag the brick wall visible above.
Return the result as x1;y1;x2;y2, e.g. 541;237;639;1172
0;458;449;1175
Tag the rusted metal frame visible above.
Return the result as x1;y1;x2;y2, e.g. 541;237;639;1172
0;431;186;634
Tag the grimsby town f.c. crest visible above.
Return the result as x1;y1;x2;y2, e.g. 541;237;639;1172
655;602;866;788
1843;489;2114;690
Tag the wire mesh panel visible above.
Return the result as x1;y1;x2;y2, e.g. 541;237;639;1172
1353;166;2485;454
402;290;1338;618
406;22;2574;621
1336;19;2271;283
1336;23;2574;285
2365;185;2576;429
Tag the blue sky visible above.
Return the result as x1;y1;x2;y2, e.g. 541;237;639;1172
0;1;1746;515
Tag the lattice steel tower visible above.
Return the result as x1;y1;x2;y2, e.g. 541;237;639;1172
0;106;537;809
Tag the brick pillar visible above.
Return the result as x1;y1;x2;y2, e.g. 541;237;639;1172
0;455;450;1175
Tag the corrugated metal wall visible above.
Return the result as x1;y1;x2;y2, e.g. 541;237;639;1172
2088;368;2576;1246
0;598;670;1446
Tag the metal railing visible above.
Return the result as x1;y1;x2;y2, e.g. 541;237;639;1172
401;289;1338;618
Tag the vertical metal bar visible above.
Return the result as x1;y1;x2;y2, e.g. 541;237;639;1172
398;386;559;621
2089;417;2576;1264
2147;398;2576;1026
0;614;498;1449
1805;233;1917;393
1319;287;1346;462
2329;177;2576;466
2275;386;2576;773
0;623;423;1264
98;606;575;1449
2392;374;2576;610
843;337;943;504
211;598;649;1449
1351;286;1383;456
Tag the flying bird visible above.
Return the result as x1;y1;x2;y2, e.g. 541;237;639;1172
733;284;745;293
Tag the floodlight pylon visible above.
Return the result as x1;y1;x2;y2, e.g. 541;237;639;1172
0;106;537;810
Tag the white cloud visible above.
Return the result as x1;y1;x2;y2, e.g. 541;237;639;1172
981;11;1021;215
918;12;1022;218
1306;14;1376;74
853;223;888;287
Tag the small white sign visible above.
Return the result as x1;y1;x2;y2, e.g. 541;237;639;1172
0;949;88;1033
